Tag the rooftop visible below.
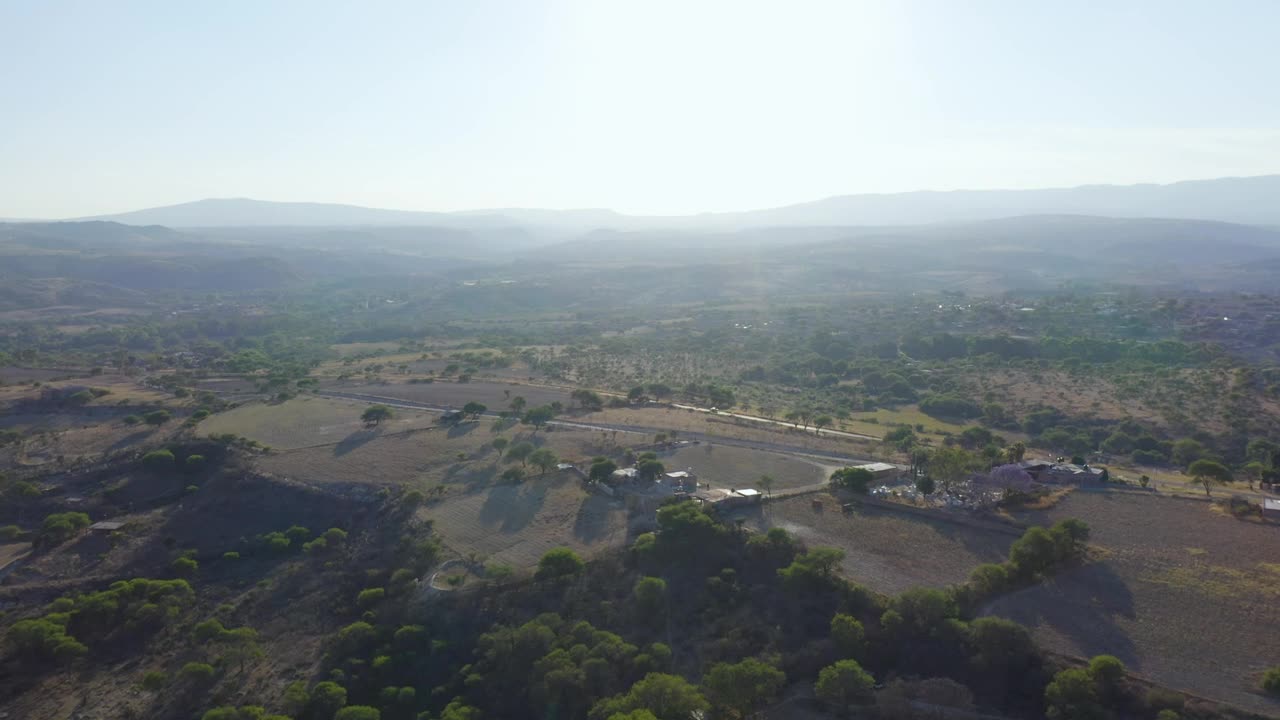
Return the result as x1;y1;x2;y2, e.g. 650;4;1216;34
90;521;125;532
855;462;897;473
1264;498;1280;511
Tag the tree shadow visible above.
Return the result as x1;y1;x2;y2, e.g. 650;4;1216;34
333;427;381;456
982;561;1141;670
572;493;619;543
447;422;478;439
478;481;546;533
108;430;153;452
443;462;497;494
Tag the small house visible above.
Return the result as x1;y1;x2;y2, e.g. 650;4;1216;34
1264;498;1280;520
663;470;697;491
90;521;125;534
439;409;464;424
854;462;901;482
610;467;639;484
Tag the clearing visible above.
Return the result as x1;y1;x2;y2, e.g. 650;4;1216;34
201;396;442;450
742;493;1015;595
984;490;1280;715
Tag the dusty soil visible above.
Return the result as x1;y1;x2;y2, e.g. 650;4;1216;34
420;473;629;569
201;396;443;450
741;492;1015;595
658;443;827;491
321;379;576;412
985;490;1280;715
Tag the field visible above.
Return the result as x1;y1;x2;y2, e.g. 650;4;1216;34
324;379;576;412
741;493;1015;595
421;473;629;569
659;443;829;491
256;424;616;488
589;406;882;458
201;396;443;450
985;491;1280;715
0;366;86;384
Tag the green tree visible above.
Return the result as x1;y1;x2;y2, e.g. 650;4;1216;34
1262;666;1280;696
830;613;866;659
590;673;708;720
536;547;584;581
778;547;845;591
522;405;555;431
633;576;667;621
758;474;774;497
929;446;977;492
814;659;875;711
589;459;619;483
505;441;535;465
501;467;526;483
361;405;394;427
179;662;217;684
702;657;786;719
142;449;176;471
637;458;665;482
462;401;487;419
528;448;559;476
143;409;172;426
334;707;381;720
1187;459;1231;497
814;415;833;434
308;681;349;719
830;467;874;494
1044;668;1103;720
492;437;509;454
39;511;91;545
1242;460;1265;490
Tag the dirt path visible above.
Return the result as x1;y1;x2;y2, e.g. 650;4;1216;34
670;403;880;441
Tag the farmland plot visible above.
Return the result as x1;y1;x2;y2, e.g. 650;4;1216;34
326;380;576;412
202;396;440;450
985;491;1280;715
658;443;827;491
743;493;1015;595
422;473;629;569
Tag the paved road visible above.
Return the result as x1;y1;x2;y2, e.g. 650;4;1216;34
669;403;880;441
316;389;885;467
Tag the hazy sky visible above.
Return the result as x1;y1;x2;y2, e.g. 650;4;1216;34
3;0;1280;218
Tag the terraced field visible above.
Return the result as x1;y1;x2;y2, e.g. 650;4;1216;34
986;491;1280;715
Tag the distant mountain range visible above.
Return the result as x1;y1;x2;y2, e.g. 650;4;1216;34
70;175;1280;231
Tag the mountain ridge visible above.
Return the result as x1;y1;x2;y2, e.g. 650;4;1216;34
55;173;1280;230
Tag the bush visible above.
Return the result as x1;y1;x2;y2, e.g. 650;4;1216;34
143;410;172;426
919;395;983;419
142;449;175;471
0;524;21;541
171;556;198;577
356;587;386;608
334;707;381;720
222;551;240;560
39;512;91;545
179;662;217;683
185;454;206;471
140;670;168;690
1262;666;1280;696
535;547;584;581
815;659;875;708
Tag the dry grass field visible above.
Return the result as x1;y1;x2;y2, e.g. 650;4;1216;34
659;443;828;491
985;491;1280;715
421;473;629;569
0;366;86;384
326;379;576;412
589;406;882;458
202;396;442;450
741;493;1015;595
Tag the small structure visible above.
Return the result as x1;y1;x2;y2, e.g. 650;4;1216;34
662;470;697;492
90;521;124;534
439;408;464;424
1264;498;1280;520
854;462;901;482
610;467;639;484
693;488;762;508
1041;463;1105;484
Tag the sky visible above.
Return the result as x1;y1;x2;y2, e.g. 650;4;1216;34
3;0;1280;218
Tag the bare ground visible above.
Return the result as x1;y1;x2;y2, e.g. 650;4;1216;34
984;491;1280;715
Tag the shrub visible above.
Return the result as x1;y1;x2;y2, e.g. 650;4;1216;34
308;681;348;718
185;454;206;471
140;670;168;690
179;662;217;683
285;525;311;543
171;556;198;577
142;449;175;470
535;547;584;581
143;410;172;426
0;524;21;541
356;587;386;608
1262;666;1280;696
334;707;381;720
39;512;91;545
815;659;875;708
